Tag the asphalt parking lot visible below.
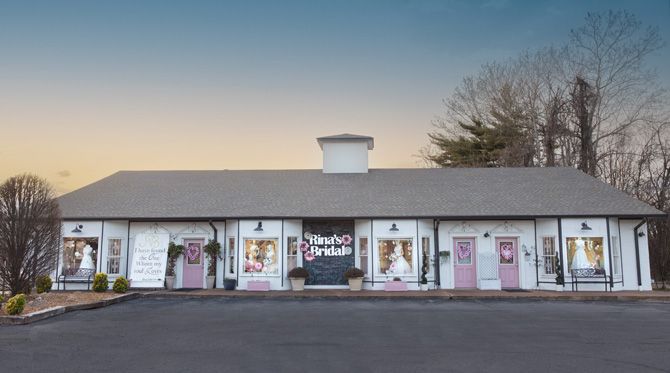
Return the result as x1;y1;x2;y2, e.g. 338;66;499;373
1;298;669;373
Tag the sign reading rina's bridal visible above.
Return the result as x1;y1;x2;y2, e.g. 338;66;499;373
129;233;170;288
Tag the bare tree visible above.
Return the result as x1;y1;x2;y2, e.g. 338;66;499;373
0;174;61;295
567;10;665;176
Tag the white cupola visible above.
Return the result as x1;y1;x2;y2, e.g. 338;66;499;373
316;134;374;174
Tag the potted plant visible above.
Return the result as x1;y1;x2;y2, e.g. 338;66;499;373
203;239;221;289
343;267;365;291
166;242;185;290
420;253;429;291
288;267;309;291
555;253;564;291
439;250;450;264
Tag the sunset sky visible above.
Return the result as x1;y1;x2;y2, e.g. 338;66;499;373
2;0;669;195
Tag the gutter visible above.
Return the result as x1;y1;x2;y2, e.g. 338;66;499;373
633;218;647;287
208;220;218;242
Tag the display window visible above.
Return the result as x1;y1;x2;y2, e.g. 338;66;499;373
62;237;99;274
567;237;604;271
243;239;279;275
377;239;414;275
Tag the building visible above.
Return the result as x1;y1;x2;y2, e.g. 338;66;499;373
57;134;665;291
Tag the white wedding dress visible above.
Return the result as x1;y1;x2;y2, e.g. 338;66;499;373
79;244;96;270
571;239;591;269
391;245;412;274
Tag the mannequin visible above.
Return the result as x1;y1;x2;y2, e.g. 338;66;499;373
571;238;591;269
79;244;96;271
263;243;276;274
388;242;412;275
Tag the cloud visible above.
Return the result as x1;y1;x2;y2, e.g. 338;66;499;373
57;170;71;178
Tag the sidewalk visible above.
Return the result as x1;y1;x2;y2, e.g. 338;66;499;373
142;289;670;302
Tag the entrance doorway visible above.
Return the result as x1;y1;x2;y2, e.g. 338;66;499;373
454;238;477;288
496;237;519;288
182;239;204;288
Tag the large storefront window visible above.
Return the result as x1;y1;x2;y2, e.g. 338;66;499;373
567;237;604;271
287;236;298;272
359;237;368;275
378;239;414;276
421;236;432;276
107;238;122;274
227;237;236;276
63;237;98;274
243;239;279;275
542;237;556;275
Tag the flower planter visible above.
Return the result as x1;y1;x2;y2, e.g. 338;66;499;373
223;279;236;290
247;280;271;291
556;284;564;292
384;281;408;291
165;276;175;290
206;276;215;289
420;283;429;291
348;277;363;291
290;277;305;291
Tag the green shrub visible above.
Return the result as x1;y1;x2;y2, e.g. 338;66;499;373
4;293;26;315
112;276;130;293
92;273;109;292
36;275;52;294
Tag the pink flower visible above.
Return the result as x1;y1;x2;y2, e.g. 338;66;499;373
298;241;310;253
254;262;263;271
341;234;352;245
304;251;315;262
245;260;254;272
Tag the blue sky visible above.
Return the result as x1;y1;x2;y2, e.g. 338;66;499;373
1;0;669;193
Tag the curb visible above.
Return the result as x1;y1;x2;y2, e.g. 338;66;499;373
139;291;670;303
0;292;141;326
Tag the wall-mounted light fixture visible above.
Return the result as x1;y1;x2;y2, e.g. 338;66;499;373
389;223;399;232
580;221;592;231
71;224;83;233
638;231;646;237
253;222;263;232
483;231;490;238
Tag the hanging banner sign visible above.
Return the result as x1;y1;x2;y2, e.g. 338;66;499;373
129;233;170;288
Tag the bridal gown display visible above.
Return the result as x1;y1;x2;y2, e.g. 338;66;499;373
79;244;96;271
391;244;412;274
571;238;591;269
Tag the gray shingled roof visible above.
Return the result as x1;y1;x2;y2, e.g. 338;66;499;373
58;167;664;220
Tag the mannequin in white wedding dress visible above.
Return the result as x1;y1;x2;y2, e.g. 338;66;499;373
570;238;591;269
79;244;96;271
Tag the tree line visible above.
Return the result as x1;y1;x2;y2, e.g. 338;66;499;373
422;11;670;287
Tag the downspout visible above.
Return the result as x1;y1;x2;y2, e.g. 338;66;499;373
208;220;218;242
606;218;614;288
633;218;646;287
434;219;441;288
557;218;565;286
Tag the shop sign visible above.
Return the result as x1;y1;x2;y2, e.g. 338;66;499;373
301;233;353;260
129;233;169;288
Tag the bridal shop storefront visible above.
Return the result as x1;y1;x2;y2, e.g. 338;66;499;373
55;216;653;292
55;134;664;292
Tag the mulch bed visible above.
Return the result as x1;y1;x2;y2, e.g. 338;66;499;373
1;291;120;316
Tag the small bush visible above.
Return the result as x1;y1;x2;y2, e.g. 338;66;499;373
4;293;26;315
112;276;130;293
92;273;109;292
36;275;52;294
0;294;4;303
288;267;309;278
343;267;365;279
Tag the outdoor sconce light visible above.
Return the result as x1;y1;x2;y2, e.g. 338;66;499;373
253;222;263;232
638;231;646;237
483;232;490;238
389;223;399;232
71;224;83;233
580;221;592;231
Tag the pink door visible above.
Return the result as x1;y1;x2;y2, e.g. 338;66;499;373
497;237;519;288
182;239;204;288
454;238;476;288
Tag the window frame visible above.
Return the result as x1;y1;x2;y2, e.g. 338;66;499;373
106;237;123;275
